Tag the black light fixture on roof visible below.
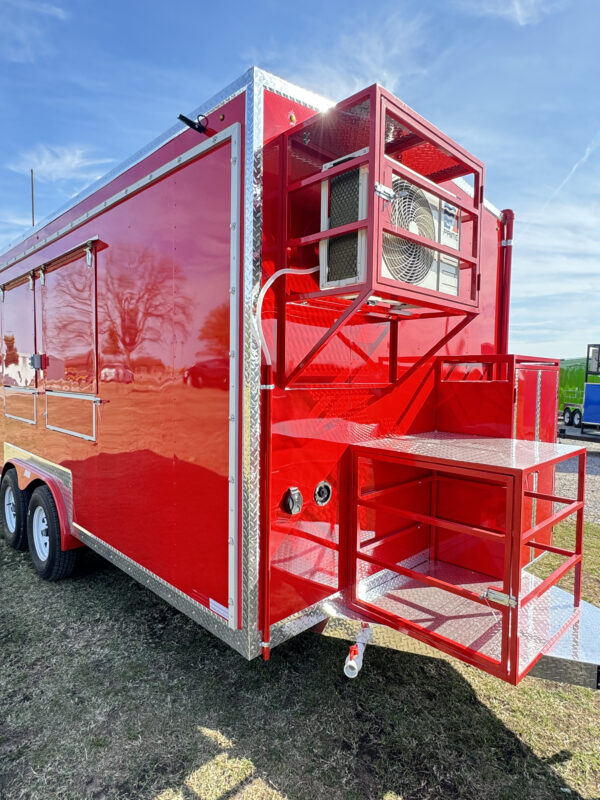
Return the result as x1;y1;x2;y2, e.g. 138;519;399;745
177;113;213;135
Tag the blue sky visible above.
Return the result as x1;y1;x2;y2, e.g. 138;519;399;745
0;0;598;358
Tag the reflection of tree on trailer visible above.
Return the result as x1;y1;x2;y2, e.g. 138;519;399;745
560;344;600;429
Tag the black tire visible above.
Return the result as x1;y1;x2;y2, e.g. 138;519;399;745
27;485;76;581
0;469;30;550
563;407;572;426
572;408;582;428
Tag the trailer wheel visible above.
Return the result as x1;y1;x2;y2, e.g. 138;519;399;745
0;469;30;550
572;408;582;428
26;486;76;581
563;407;572;426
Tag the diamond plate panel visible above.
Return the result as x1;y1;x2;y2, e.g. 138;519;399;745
287;99;369;182
356;432;584;471
272;535;338;588
357;551;503;661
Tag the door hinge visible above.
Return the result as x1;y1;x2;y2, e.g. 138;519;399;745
482;588;517;608
85;242;94;266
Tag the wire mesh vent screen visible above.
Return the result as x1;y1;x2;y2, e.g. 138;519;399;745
328;233;359;283
329;169;360;228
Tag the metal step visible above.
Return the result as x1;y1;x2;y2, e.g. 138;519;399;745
318;583;600;689
529;588;600;689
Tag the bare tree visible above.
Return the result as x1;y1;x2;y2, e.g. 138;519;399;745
99;248;192;368
198;302;229;357
43;258;94;361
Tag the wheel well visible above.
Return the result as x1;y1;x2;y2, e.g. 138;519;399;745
25;478;46;494
1;462;16;481
1;464;45;496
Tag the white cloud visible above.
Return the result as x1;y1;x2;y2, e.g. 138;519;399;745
241;9;429;101
509;202;599;307
507;191;600;357
540;130;600;210
7;144;113;186
24;1;67;20
0;0;68;63
509;290;600;357
452;0;567;25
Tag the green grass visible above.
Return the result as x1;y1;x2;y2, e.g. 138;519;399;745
1;527;600;800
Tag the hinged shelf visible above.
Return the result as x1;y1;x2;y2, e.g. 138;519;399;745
346;433;586;684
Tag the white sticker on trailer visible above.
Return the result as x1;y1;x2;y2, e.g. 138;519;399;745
209;598;230;621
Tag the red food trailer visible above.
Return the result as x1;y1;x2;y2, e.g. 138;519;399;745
1;68;598;688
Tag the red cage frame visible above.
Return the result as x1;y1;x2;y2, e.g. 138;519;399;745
275;84;485;388
346;444;585;684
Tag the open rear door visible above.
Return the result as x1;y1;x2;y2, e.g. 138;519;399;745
345;434;587;685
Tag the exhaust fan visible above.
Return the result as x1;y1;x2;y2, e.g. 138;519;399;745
381;177;461;296
319;160;461;298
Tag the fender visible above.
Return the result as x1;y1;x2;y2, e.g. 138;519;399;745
5;458;83;551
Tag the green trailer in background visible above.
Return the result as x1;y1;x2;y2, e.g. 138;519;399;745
559;345;600;426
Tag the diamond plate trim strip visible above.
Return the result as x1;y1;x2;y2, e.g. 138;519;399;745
239;70;264;658
240;69;330;658
269;597;337;648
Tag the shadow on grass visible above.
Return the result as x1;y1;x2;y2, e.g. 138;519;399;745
0;539;590;800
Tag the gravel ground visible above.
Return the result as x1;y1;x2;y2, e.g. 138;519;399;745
556;435;600;524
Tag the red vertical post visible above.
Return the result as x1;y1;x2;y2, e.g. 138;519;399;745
498;209;514;355
389;317;398;383
260;363;274;659
574;451;586;607
429;471;439;563
345;450;360;605
508;473;522;683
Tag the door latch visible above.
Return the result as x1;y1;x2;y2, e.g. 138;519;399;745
482;588;517;608
29;353;49;371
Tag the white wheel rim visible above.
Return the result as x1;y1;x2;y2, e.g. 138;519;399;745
4;486;16;533
33;506;50;561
